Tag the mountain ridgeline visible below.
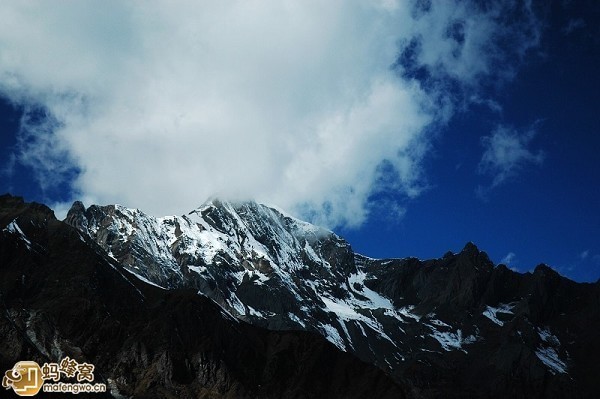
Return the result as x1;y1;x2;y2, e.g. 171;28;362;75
0;194;403;398
1;194;599;398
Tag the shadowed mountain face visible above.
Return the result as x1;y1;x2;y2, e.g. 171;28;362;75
363;248;600;398
0;194;405;398
2;194;600;398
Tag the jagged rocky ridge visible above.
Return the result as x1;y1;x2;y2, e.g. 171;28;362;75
0;194;404;398
65;198;600;398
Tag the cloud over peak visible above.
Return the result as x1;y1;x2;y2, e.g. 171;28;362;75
0;1;542;226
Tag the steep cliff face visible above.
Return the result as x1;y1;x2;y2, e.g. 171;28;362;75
0;194;405;398
64;197;600;398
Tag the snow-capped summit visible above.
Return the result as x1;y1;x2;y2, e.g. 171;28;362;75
64;197;597;395
66;198;352;287
1;194;402;398
67;198;412;369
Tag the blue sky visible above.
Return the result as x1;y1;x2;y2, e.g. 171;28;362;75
1;1;599;282
342;0;600;281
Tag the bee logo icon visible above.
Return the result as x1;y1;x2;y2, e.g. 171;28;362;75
2;361;44;396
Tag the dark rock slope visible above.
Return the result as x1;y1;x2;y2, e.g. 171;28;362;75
363;245;600;398
0;194;405;398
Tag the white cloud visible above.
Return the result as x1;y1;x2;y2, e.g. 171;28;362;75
0;1;541;226
14;107;79;194
501;252;516;265
580;250;589;260
398;0;541;91
469;95;503;114
478;125;544;192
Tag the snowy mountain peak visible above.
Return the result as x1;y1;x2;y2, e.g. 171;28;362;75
192;198;334;240
63;197;586;388
2;194;595;397
65;197;355;296
65;199;461;367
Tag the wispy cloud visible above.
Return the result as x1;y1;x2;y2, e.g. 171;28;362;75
501;252;517;265
0;153;16;177
477;125;544;195
0;1;542;226
563;18;586;35
14;106;80;194
578;250;600;266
